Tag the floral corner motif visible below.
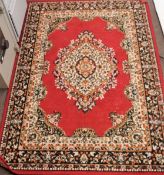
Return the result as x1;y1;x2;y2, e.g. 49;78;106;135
37;107;65;137
103;14;128;32
55;22;68;31
48;17;71;34
106;22;117;31
46;112;61;127
109;112;126;128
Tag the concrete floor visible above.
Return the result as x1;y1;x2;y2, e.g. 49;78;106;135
0;0;163;174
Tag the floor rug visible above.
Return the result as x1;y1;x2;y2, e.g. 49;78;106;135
0;0;164;174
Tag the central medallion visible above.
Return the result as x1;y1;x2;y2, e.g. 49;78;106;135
76;57;96;78
54;31;118;112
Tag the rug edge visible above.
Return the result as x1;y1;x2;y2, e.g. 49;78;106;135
0;1;164;174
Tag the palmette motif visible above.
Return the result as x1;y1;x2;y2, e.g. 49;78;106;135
0;0;163;172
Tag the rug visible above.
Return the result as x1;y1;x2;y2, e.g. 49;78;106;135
0;0;164;174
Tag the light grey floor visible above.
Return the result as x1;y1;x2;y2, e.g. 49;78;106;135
0;89;7;118
0;0;164;174
148;0;164;74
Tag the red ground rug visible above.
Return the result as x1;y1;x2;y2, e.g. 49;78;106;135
0;0;164;174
